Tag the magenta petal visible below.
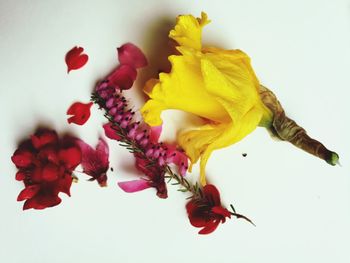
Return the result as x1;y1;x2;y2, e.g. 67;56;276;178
117;43;148;69
118;180;151;193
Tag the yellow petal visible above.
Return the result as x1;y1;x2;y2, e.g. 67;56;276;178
141;53;230;125
169;12;210;51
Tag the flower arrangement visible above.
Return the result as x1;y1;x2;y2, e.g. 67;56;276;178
11;12;338;235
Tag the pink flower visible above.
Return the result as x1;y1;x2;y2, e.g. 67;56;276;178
76;138;109;187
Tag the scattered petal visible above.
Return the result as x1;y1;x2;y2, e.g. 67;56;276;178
67;101;93;125
65;46;88;73
118;180;151;193
107;65;137;90
117;43;148;69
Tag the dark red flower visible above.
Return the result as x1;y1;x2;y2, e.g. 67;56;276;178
67;101;93;125
65;46;89;73
186;184;231;234
117;43;148;69
11;129;82;210
76;138;109;187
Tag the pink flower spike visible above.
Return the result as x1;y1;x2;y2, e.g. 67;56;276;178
107;65;137;90
76;138;109;186
67;102;93;125
117;43;148;69
65;46;89;73
103;123;122;141
118;180;151;193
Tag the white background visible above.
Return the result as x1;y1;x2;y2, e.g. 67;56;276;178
1;0;349;262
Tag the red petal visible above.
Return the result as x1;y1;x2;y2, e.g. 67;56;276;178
15;171;26;181
107;65;137;90
65;46;89;73
117;43;148;69
203;184;221;206
103;123;122;141
211;206;231;218
56;172;73;196
11;149;33;168
67;101;93;125
31;130;58;149
23;195;61;210
58;146;82;170
198;220;221;235
186;201;208;227
17;185;40;201
42;163;59;182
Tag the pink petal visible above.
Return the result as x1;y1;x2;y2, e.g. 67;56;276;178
103;123;122;141
96;138;109;169
107;65;137;90
117;43;148;69
118;180;151;193
149;125;162;143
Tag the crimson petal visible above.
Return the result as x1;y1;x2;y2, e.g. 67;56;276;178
67;101;93;125
103;123;122;141
58;146;82;170
107;65;137;90
117;43;148;69
31;130;58;149
198;219;221;235
17;185;40;201
65;46;88;73
203;184;221;206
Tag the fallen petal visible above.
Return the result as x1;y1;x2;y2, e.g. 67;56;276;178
117;43;148;69
65;46;89;73
118;179;151;193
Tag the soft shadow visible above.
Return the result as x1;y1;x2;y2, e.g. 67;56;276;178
135;16;175;101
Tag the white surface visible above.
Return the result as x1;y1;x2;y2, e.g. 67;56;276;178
1;0;350;262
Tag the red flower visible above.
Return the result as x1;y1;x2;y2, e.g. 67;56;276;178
106;64;137;90
11;129;82;210
76;138;109;187
65;46;89;73
67;101;93;125
186;184;231;234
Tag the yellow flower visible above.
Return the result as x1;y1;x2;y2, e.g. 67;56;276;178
141;12;272;185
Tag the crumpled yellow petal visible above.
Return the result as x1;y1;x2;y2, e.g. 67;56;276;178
169;12;210;52
141;53;230;126
178;57;264;185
